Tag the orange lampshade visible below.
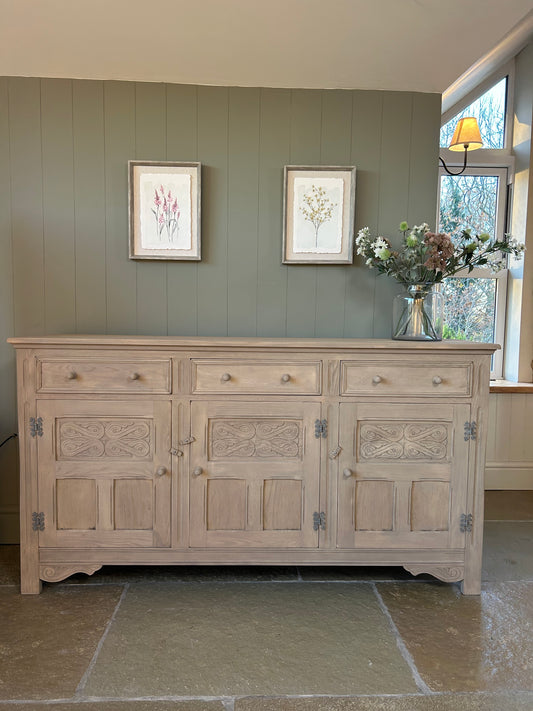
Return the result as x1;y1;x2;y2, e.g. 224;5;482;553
448;117;483;152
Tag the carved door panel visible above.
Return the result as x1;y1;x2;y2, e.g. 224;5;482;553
189;401;321;548
36;400;172;547
337;402;470;549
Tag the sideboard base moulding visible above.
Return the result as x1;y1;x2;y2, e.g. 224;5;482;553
8;335;498;595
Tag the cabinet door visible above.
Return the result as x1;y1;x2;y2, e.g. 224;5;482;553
189;401;321;548
36;399;172;548
337;402;470;549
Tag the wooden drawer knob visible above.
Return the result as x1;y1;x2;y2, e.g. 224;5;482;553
192;466;203;477
129;372;141;381
343;468;353;479
155;466;168;477
221;373;231;382
432;376;443;385
67;371;78;380
281;373;291;383
372;375;382;384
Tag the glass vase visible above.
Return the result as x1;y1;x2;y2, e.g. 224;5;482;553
392;283;443;341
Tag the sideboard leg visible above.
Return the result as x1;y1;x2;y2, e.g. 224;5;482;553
20;558;42;595
461;572;481;596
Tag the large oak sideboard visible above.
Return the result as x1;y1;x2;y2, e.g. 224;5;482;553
8;336;497;594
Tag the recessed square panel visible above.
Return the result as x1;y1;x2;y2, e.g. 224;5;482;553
263;479;302;530
56;479;96;530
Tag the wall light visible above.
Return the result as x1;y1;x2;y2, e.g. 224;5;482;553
439;117;483;176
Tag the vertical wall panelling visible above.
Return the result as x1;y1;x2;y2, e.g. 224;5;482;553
408;92;441;225
315;90;353;337
227;87;260;336
104;81;137;334
286;90;322;336
41;79;76;334
486;393;533;489
166;84;198;335
134;82;168;336
374;92;414;337
73;80;106;333
344;91;382;337
9;77;45;336
197;86;229;336
256;89;290;336
0;77;19;542
1;79;450;540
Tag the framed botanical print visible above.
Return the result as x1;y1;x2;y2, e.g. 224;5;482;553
129;161;201;260
282;165;356;264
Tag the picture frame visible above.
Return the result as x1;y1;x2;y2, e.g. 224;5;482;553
282;165;356;264
128;161;201;261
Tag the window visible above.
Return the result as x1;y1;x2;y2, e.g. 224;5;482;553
438;74;513;378
440;77;508;150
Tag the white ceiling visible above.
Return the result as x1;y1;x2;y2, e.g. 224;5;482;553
1;0;533;93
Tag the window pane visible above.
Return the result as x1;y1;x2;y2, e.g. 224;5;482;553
440;77;507;149
441;278;496;343
439;174;499;238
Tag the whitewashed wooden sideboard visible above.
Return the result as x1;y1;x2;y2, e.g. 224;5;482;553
8;336;497;594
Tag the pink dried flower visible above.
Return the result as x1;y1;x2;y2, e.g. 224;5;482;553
154;189;161;207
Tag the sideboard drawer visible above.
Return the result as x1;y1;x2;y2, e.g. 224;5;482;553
340;360;472;397
37;358;172;393
191;359;322;395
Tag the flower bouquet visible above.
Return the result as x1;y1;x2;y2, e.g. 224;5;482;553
356;222;525;340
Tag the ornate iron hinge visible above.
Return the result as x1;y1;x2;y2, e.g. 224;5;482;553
314;419;328;439
464;421;477;441
313;511;326;531
29;417;43;438
32;512;45;531
460;513;473;533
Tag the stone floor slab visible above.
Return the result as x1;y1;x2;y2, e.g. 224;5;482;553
234;692;533;710
84;582;418;697
0;585;123;700
482;522;533;581
376;581;533;692
0;702;224;710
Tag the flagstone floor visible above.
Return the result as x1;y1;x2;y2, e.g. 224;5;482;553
1;491;532;711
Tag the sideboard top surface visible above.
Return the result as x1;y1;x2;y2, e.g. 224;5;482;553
7;335;500;355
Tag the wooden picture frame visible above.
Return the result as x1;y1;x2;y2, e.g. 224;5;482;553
129;161;201;261
282;165;356;264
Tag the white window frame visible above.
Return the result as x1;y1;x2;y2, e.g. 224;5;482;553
439;62;516;379
438;166;509;379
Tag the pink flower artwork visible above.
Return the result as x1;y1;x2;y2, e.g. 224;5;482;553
151;186;180;242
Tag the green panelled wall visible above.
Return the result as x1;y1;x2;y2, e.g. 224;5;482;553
0;77;441;541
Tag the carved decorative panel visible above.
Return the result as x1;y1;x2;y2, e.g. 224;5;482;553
57;418;153;460
209;418;302;459
358;421;449;461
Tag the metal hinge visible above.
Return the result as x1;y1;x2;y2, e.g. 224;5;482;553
464;421;477;441
314;419;328;439
32;512;45;531
460;513;473;533
29;417;43;438
313;511;326;531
